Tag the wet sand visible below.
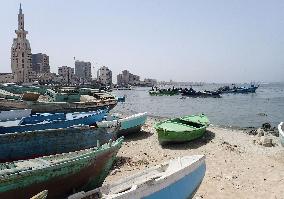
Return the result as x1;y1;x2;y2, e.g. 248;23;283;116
104;117;284;199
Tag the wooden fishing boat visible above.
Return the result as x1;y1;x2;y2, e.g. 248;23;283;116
155;114;209;145
0;109;31;122
97;112;147;137
0;98;117;113
68;155;206;199
30;190;48;199
22;92;41;101
0;124;119;162
278;122;284;147
0;110;107;134
0;137;123;199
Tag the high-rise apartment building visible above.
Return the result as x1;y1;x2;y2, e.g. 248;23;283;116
32;53;50;74
58;66;74;85
97;66;112;86
75;61;92;82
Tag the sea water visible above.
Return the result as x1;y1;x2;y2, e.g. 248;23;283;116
112;82;284;128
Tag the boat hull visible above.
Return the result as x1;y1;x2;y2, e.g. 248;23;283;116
97;112;147;137
278;122;284;147
68;155;206;199
0;110;107;134
0;126;115;162
0;98;117;113
157;127;206;145
0;109;31;122
145;161;206;199
0;139;123;199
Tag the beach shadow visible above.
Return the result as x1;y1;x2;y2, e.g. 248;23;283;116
122;130;153;142
161;130;215;150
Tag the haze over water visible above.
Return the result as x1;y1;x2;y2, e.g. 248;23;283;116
112;82;284;128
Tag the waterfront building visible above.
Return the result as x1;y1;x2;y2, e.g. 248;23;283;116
11;4;33;83
75;61;92;83
32;53;50;74
117;70;140;86
58;66;75;85
97;66;112;86
143;78;157;87
0;73;14;83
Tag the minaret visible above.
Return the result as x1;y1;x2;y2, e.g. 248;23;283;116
11;3;32;83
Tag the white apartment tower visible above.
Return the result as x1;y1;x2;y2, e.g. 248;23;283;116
11;4;32;83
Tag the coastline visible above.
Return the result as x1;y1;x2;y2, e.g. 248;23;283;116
104;116;284;199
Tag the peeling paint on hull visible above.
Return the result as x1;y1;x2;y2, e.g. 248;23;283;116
0;138;123;199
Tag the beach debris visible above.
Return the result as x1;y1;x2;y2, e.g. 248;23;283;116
262;122;271;130
257;128;265;137
260;136;273;147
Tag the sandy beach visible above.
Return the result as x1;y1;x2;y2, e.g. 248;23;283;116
104;117;284;199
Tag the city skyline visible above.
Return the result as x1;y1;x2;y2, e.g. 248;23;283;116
0;1;283;83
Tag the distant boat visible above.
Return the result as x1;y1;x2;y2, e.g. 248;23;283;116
0;124;118;162
0;110;107;134
180;89;221;98
0;137;123;199
97;112;147;137
68;155;206;199
155;114;209;145
149;89;179;96
278;122;284;147
0;109;31;122
217;84;259;94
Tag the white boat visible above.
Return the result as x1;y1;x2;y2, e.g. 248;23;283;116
278;122;284;146
97;112;147;137
0;109;31;122
68;155;206;199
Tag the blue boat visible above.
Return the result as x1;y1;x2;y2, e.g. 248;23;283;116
97;112;147;136
0;125;118;162
278;122;284;147
68;155;206;199
0;110;107;134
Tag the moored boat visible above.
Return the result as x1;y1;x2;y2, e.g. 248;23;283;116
0;124;119;162
155;114;209;145
0;109;107;134
0;137;123;199
278;122;284;147
68;155;206;199
22;92;41;101
97;112;147;137
0;98;117;113
0;109;31;122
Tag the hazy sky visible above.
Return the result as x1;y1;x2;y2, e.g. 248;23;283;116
0;0;283;83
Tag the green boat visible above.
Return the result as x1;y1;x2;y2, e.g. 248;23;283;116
0;137;123;199
155;114;209;145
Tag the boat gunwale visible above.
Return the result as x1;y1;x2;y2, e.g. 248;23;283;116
0;137;123;180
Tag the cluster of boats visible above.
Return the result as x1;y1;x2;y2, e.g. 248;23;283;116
0;107;210;199
0;84;118;113
0;83;211;199
149;84;259;98
149;87;220;98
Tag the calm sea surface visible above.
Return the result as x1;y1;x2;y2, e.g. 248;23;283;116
112;83;284;128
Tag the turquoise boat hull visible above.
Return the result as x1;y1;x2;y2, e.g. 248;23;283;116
97;112;147;136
